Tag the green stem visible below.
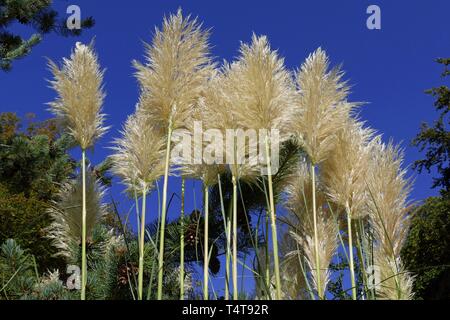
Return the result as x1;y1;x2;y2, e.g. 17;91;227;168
232;175;238;300
203;184;209;300
138;183;147;300
262;180;271;299
81;149;87;300
225;201;232;300
264;136;281;300
265;211;270;299
180;178;185;300
311;163;322;299
157;126;173;300
346;206;357;300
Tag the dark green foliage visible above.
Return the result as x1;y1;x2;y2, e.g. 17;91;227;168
0;184;64;273
0;239;78;300
0;239;36;299
412;58;450;198
404;58;450;300
402;197;450;300
0;0;95;70
0;112;75;272
0;112;76;199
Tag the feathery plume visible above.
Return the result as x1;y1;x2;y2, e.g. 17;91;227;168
225;34;296;299
290;48;356;298
133;9;214;299
46;171;107;259
202;67;261;181
321;119;375;299
229;34;296;139
110;109;166;193
367;141;415;299
110;108;165;300
48;42;107;150
285;162;338;298
198;69;262;299
134;8;214;133
48;41;108;299
322;120;375;217
292;48;355;165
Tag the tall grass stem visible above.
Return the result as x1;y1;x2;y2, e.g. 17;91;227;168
264;137;281;300
157;126;173;300
81;150;87;300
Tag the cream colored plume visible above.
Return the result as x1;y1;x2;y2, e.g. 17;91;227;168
134;9;214;134
198;71;260;182
46;171;107;258
178;85;226;187
227;34;296;141
292;48;356;165
267;231;312;300
285;161;338;297
110;108;166;193
322;120;375;218
367;141;415;300
48;42;107;150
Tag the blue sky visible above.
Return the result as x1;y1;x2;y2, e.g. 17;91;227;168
1;0;449;298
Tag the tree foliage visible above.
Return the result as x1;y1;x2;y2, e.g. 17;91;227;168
402;197;450;300
412;58;450;198
0;0;95;71
0;112;75;271
402;58;450;300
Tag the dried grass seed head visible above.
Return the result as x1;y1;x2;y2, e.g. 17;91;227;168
48;42;107;150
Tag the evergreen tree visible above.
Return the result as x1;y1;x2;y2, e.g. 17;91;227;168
0;112;75;271
0;0;94;71
412;58;450;198
402;58;450;300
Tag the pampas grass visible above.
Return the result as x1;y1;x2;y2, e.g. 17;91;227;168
291;48;355;299
199;70;261;299
322;120;375;299
46;171;107;260
48;42;107;151
38;11;419;301
366;141;415;300
110;109;166;300
222;34;296;299
133;9;214;299
285;162;338;298
48;42;107;300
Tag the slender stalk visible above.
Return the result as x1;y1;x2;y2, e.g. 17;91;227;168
218;174;231;301
265;211;270;299
157;125;173;300
180;178;185;300
81;149;87;300
134;188;141;245
310;163;322;299
262;180;271;299
232;174;238;300
138;182;148;300
264;136;281;300
225;202;232;300
346;206;357;300
355;219;368;300
203;184;209;300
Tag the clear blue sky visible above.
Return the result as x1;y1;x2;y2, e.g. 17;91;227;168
1;0;449;298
